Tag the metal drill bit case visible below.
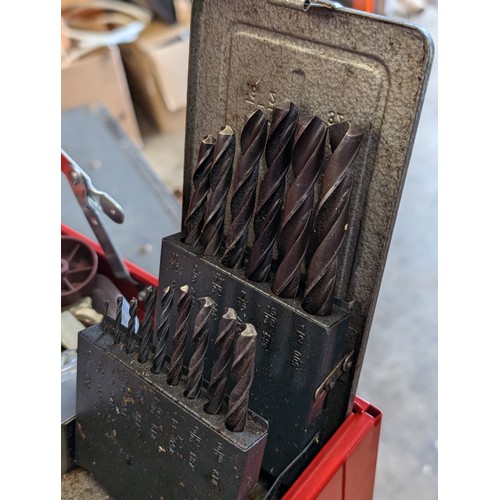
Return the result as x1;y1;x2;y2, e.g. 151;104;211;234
156;0;433;485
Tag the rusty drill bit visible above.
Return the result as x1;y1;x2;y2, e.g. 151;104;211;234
246;100;298;282
272;115;327;298
125;298;138;353
102;300;110;334
167;285;194;385
225;323;257;432
138;286;156;363
221;109;268;268
113;296;123;344
151;286;174;374
302;121;363;316
200;126;236;256
185;297;215;399
183;136;217;245
205;308;238;415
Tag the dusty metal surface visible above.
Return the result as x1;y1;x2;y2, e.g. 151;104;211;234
183;0;433;411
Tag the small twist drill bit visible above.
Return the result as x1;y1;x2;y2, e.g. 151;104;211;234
102;300;110;334
138;286;156;363
205;308;238;415
225;323;257;432
246;100;298;282
200;126;236;256
272;115;327;298
113;296;123;344
151;286;174;374
302;121;363;316
167;285;194;385
183;136;217;245
125;298;138;353
185;297;215;399
221;109;268;268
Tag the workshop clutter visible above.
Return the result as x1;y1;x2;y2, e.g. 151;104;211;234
61;0;191;143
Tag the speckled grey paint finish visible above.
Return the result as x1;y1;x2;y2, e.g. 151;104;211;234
183;0;433;409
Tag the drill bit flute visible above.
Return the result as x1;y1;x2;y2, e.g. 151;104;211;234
205;308;238;415
200;126;236;256
221;109;268;268
125;298;138;353
246;100;298;282
185;297;215;399
272;115;327;298
167;285;194;385
302;121;363;316
225;323;258;432
151;286;174;374
183;136;216;246
138;286;156;363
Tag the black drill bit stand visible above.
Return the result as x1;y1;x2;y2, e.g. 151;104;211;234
156;234;354;481
75;323;268;500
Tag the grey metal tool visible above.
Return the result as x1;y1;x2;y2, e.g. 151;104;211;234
221;109;268;268
138;286;156;363
205;308;238;415
225;323;258;432
273;115;327;298
184;136;217;245
61;148;132;282
113;296;123;344
185;297;215;399
151;286;174;374
246;101;298;282
302;122;364;316
167;285;194;385
200;126;236;256
125;298;138;353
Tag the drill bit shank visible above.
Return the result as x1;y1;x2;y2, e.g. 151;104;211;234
272;115;327;298
183;136;216;245
138;286;156;363
246;100;298;282
200;126;236;256
151;286;174;374
221;109;268;268
185;297;215;399
302;121;363;316
225;323;257;432
167;285;193;385
205;308;238;415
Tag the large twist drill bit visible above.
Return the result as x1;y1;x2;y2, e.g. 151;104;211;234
205;308;238;415
225;323;257;432
125;298;138;353
167;285;194;385
183;136;216;245
272;115;327;298
138;286;156;363
200;126;236;256
185;297;215;399
113;296;123;344
221;109;268;268
246;100;298;282
101;300;110;335
151;286;174;374
302;121;363;316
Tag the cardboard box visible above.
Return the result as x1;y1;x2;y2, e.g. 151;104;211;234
120;22;189;134
61;45;142;146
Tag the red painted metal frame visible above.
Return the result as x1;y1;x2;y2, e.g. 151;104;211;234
61;224;382;499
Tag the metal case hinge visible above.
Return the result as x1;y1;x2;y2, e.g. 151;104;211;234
268;0;344;12
314;350;354;400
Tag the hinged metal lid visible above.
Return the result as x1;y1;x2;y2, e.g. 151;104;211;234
183;0;433;404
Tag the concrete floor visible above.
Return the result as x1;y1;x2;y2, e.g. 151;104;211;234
62;5;437;499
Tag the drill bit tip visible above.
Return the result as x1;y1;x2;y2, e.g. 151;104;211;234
223;308;238;320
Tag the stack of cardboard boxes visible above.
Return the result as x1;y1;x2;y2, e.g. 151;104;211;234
61;0;191;147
